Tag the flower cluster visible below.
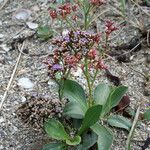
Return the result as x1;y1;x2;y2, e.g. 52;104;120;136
53;30;101;52
49;2;78;19
44;30;107;80
105;20;118;38
89;0;105;6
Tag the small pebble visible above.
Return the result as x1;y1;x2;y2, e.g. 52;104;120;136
18;77;34;89
21;96;26;102
26;22;38;29
0;34;4;38
0;20;2;26
0;44;10;52
13;9;31;21
31;5;40;12
0;117;5;123
62;29;69;36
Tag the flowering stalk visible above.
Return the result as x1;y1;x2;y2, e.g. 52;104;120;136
91;69;98;88
84;58;93;106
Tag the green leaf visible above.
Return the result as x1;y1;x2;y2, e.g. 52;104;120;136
66;135;81;146
144;108;150;121
77;131;98;150
42;143;65;150
63;80;87;112
63;102;84;119
37;25;53;41
91;124;113;150
79;105;102;135
44;119;69;140
101;86;128;117
120;0;126;16
94;83;111;105
107;115;132;131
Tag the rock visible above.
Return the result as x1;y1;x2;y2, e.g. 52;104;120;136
62;29;69;36
18;77;34;89
0;20;2;26
31;5;40;12
0;34;4;38
12;9;31;21
21;96;26;102
0;44;10;52
48;79;56;86
72;67;82;77
26;22;38;29
0;117;5;123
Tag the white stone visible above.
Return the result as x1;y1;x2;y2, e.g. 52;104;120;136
18;77;34;89
147;127;150;131
21;96;26;102
72;67;82;77
26;22;38;29
13;9;31;21
0;20;2;26
0;117;4;123
0;44;10;52
48;79;56;86
62;29;69;36
0;34;4;38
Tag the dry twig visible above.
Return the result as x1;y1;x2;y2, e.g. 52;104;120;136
147;30;150;47
0;0;9;10
126;105;141;150
0;42;25;111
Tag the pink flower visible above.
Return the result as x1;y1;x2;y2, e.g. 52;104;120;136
93;33;101;43
95;59;107;70
88;49;97;59
64;55;78;67
89;0;105;6
105;20;118;38
58;3;71;18
72;4;78;11
49;9;57;19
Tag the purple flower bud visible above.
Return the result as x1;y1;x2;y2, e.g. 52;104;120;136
64;36;70;42
51;64;63;71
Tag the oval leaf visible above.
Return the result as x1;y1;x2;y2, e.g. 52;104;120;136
144;108;150;121
44;119;69;140
94;83;111;105
109;86;128;108
63;102;84;119
77;131;98;150
79;105;102;135
42;143;65;150
101;86;128;117
63;80;87;112
91;124;113;150
66;135;81;146
37;25;53;41
107;115;132;131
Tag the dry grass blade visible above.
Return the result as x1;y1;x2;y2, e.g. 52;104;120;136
0;42;25;111
0;0;9;10
130;0;150;17
126;106;140;150
147;30;150;47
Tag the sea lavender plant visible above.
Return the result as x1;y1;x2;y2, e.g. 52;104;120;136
41;0;136;150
